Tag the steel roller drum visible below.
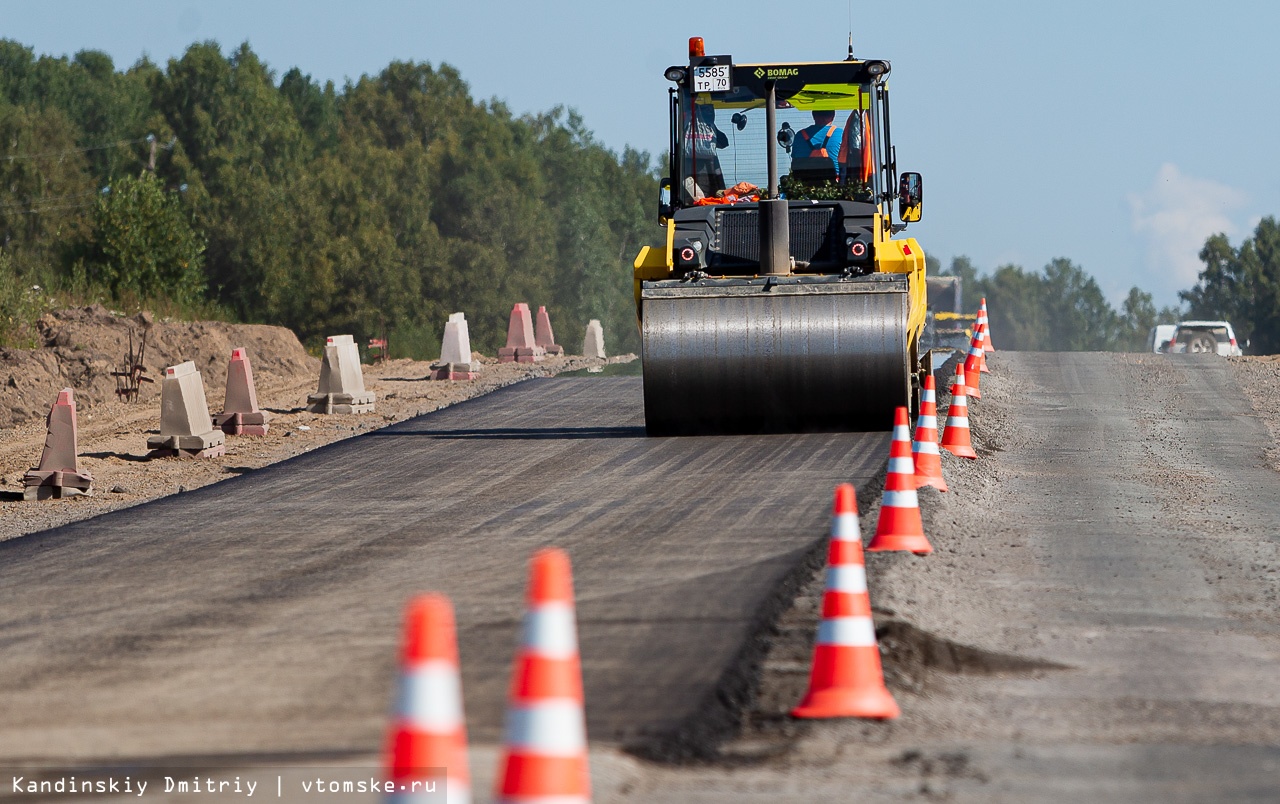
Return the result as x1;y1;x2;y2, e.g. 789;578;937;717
641;278;910;435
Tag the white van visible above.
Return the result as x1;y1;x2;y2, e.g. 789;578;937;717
1147;324;1177;353
1164;321;1243;356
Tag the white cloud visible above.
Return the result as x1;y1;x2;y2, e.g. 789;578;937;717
1129;164;1248;303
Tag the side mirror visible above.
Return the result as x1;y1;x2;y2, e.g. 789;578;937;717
658;177;673;224
731;112;747;131
777;122;794;153
898;171;923;223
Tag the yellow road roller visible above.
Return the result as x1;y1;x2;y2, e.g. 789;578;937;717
634;37;929;435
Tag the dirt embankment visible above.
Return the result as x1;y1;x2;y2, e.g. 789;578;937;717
0;305;315;429
0;306;625;542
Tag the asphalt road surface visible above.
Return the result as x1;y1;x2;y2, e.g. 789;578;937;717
0;377;889;765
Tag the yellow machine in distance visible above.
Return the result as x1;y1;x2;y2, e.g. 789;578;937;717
634;37;929;435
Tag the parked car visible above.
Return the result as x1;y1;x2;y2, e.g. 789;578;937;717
1146;324;1177;354
1164;321;1243;356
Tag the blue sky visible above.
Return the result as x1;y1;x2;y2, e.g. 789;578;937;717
6;0;1277;309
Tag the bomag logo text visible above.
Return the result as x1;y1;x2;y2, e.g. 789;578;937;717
753;67;800;79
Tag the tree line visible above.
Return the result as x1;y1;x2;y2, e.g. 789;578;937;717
2;38;1274;356
0;40;659;355
938;216;1280;353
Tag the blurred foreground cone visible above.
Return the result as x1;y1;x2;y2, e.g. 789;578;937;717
494;548;591;804
385;595;471;804
912;374;947;492
963;329;985;398
792;484;900;719
978;298;995;352
868;407;933;555
941;365;978;460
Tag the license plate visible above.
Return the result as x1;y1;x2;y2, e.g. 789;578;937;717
693;64;732;93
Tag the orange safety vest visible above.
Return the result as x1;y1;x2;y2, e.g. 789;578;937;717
797;123;837;158
837;110;875;183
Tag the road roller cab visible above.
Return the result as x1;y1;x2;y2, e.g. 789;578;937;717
634;38;930;436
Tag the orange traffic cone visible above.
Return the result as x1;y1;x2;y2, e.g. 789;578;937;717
494;548;591;804
978;298;995;352
913;374;947;492
868;407;933;555
792;484;900;719
385;594;471;804
941;365;978;459
975;323;991;374
950;356;977;400
963;329;985;398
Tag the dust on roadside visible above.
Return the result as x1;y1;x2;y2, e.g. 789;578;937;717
0;306;631;542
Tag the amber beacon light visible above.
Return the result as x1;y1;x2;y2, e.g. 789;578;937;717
688;36;705;58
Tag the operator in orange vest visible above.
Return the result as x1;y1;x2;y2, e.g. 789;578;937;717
791;110;844;175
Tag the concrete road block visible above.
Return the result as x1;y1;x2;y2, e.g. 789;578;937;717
147;361;226;459
23;388;93;500
306;334;376;413
534;305;564;356
498;303;545;364
214;347;270;435
583;319;606;359
431;312;479;380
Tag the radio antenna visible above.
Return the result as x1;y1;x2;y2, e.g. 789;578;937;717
846;1;855;60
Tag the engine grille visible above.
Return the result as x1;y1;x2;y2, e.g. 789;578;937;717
714;206;839;266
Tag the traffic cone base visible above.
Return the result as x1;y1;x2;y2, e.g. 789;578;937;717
869;490;933;554
792;644;902;719
943;442;977;459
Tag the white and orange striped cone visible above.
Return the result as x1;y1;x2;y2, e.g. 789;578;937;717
385;594;471;804
792;484;900;719
912;374;948;492
941;365;978;460
867;407;933;555
978;298;995;353
975;323;990;374
494;548;591;804
963;328;985;398
950;356;978;400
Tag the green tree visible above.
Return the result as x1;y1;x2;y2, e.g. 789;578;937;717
1182;218;1280;353
1040;258;1120;350
0;38;663;358
0;103;94;262
80;172;205;303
